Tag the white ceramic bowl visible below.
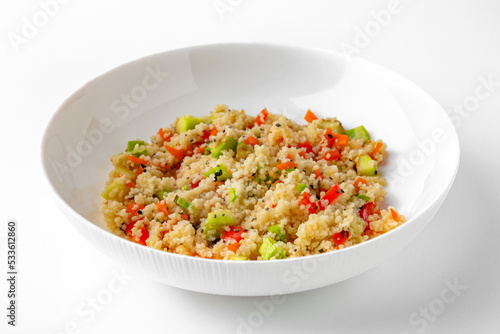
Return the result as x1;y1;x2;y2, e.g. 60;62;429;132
42;43;460;296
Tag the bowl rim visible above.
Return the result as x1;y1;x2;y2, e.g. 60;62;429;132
41;41;461;265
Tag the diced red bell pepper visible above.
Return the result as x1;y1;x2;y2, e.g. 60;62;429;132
321;183;342;206
360;202;375;223
332;230;350;246
299;192;317;214
221;225;245;243
298;141;314;153
126;203;145;217
321;150;341;161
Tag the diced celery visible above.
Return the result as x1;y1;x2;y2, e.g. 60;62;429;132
345;126;370;143
205;210;235;230
174;195;195;214
156;189;169;200
101;181;128;200
212;137;238;158
357;155;377;176
176;115;205;133
204;164;232;181
229;188;237;202
356;194;371;201
285;168;295;173
267;225;288;242
204;146;211;155
229;255;248;261
236;141;253;160
296;183;306;193
126;140;145;152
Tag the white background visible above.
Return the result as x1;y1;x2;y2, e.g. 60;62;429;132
1;0;500;333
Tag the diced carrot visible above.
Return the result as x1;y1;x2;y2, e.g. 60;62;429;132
191;180;201;189
157;162;171;170
370;142;383;158
158;128;172;142
354;177;367;187
136;165;144;176
156;201;170;216
244;136;260;146
325;128;349;147
298;151;306;158
276;161;297;170
197;145;206;154
227;242;240;253
116;173;123;178
314;169;324;180
126;203;145;217
255;108;269;126
180;214;190;221
127;156;148;165
165;145;185;160
126;181;135;188
390;208;399;221
304;109;318;123
321;150;341;161
210;126;218;137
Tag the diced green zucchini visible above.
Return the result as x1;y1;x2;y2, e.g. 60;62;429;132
115;166;136;180
229;188;237;202
345;125;371;143
156;189;169;200
259;238;286;260
176;115;205;133
296;183;307;193
229;255;248;261
212;137;238;158
174;195;195;214
357;155;377;176
205;210;235;230
356;194;371;201
204;164;232;181
182;185;189;191
101;181;128;200
126;140;145;152
236;141;253;160
267;225;288;242
318;120;345;134
285;168;295;173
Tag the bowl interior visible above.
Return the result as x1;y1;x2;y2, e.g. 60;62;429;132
42;43;459;249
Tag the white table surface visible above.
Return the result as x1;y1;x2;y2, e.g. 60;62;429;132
1;1;499;333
